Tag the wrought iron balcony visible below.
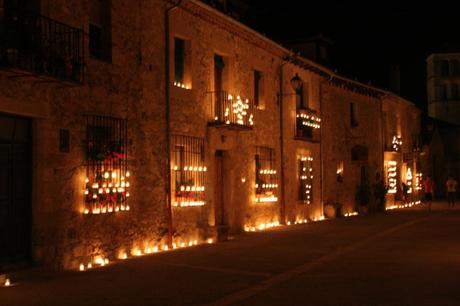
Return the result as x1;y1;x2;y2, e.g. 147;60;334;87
0;9;84;84
295;108;321;141
209;91;254;129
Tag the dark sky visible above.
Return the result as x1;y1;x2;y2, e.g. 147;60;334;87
240;0;460;110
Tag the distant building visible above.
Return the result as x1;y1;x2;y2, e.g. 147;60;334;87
199;0;248;20
426;53;460;125
283;34;333;66
420;116;460;198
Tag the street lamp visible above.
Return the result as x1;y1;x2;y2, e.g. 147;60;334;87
290;73;303;93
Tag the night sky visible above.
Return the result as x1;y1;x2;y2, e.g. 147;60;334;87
240;0;460;111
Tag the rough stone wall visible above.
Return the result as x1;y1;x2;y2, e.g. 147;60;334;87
321;85;383;213
169;2;284;235
0;0;168;269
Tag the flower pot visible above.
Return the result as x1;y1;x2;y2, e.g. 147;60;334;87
358;205;368;215
324;204;337;219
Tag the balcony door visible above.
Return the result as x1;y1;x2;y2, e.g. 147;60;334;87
214;150;225;227
0;114;32;269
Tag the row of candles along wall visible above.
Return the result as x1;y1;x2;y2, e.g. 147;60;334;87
5;199;419;283
243;215;342;232
79;212;344;272
385;200;422;210
244;198;424;233
78;212;348;273
78;238;214;272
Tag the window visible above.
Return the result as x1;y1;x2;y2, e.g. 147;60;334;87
89;0;111;61
214;54;225;93
440;60;449;76
451;83;459;100
351;145;368;162
299;156;313;203
59;129;70;153
337;161;344;182
254;70;263;108
451;60;460;76
255;146;277;202
171;135;206;207
296;119;313;139
296;82;309;110
436;84;447;100
84;115;129;214
350;102;358;127
174;38;185;84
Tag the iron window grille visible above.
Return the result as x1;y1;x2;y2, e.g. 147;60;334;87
84;115;129;214
255;146;278;202
172;135;206;207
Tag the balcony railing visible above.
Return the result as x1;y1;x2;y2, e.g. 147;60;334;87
209;91;254;129
0;9;84;84
295;108;321;141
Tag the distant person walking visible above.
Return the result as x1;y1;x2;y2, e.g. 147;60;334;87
401;182;409;204
446;176;458;208
424;176;435;211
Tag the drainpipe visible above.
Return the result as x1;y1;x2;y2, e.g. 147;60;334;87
278;56;290;224
319;80;324;217
320;75;333;216
165;0;182;247
380;95;385;184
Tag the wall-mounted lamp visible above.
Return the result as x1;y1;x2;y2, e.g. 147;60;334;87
290;73;303;93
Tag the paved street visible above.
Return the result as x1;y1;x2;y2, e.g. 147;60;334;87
1;202;460;306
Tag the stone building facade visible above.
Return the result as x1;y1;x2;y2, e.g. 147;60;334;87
0;0;421;272
0;0;169;271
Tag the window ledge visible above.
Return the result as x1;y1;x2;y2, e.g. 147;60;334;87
294;136;320;143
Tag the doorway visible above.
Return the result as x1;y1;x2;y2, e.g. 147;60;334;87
0;114;32;269
214;150;228;241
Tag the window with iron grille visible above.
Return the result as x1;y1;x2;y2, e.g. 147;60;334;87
84;115;129;214
299;156;313;203
172;135;206;207
255;146;278;202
